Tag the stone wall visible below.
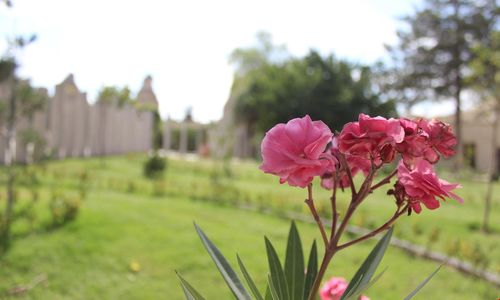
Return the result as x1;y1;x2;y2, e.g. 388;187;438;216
0;74;155;163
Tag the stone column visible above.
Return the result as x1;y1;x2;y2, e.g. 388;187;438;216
179;123;188;154
163;120;171;151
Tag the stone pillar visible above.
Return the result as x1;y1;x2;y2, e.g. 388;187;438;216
179;123;188;154
195;128;203;152
163;120;171;151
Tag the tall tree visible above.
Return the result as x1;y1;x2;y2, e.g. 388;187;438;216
386;0;497;168
468;30;500;232
0;45;40;251
233;50;396;134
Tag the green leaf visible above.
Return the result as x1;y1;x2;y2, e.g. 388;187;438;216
403;265;441;300
340;227;393;300
265;236;290;300
237;255;264;300
284;221;305;300
351;268;387;299
194;223;251;300
175;271;206;300
265;285;273;300
303;240;318;300
268;275;281;300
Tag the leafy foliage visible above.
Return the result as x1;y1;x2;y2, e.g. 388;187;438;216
232;50;396;133
143;154;167;179
180;223;439;300
97;86;134;107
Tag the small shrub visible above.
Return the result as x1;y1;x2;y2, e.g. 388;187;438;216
426;227;441;247
445;239;460;257
144;155;167;179
49;192;81;226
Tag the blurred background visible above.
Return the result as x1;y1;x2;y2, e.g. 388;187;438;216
0;0;498;299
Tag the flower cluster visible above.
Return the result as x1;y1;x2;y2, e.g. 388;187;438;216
320;277;370;300
260;114;462;214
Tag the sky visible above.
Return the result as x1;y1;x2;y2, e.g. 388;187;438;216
0;0;462;124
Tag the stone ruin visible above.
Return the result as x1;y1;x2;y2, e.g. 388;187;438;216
0;74;156;163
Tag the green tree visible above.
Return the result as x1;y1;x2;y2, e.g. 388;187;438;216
385;0;497;168
0;40;43;251
97;86;133;107
233;50;396;134
468;30;500;232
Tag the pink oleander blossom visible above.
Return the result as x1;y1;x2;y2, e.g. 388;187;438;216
321;154;371;190
396;159;463;213
418;119;456;158
338;113;404;165
320;277;370;300
396;118;435;168
321;137;370;190
260;115;335;188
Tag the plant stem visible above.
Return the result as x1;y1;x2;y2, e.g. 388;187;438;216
307;249;336;300
338;153;356;196
330;179;338;241
370;169;397;191
336;205;408;250
305;184;329;247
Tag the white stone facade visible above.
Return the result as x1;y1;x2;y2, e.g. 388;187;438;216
0;74;156;163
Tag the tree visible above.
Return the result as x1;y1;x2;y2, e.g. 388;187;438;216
233;50;396;134
0;45;43;251
468;30;500;232
97;86;133;107
385;0;497;168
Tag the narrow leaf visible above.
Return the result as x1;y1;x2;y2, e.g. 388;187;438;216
303;240;318;300
268;275;281;300
403;265;441;300
176;271;206;300
194;223;251;300
284;221;305;300
265;285;273;300
340;227;393;300
237;255;264;300
350;268;387;299
265;236;290;300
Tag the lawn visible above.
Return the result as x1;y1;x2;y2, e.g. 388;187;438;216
0;155;498;299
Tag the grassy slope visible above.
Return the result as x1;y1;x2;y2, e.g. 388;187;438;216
0;155;498;299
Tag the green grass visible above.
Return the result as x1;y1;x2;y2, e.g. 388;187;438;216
0;155;498;299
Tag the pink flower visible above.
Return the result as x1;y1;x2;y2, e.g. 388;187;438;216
395;118;457;169
396;118;434;168
418;119;456;158
260;115;335;188
321;154;371;190
320;277;370;300
338;114;404;165
396;159;463;213
321;137;371;190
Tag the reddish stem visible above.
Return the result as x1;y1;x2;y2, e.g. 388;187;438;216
337;205;408;250
330;179;338;241
370;169;397;191
338;153;356;196
305;184;329;248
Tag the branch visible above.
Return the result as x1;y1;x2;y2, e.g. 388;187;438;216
305;184;329;247
370;169;397;191
330;178;338;241
336;205;408;251
338;153;356;197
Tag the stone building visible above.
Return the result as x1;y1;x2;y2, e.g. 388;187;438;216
162;116;209;155
0;74;157;163
440;105;499;174
208;89;257;159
